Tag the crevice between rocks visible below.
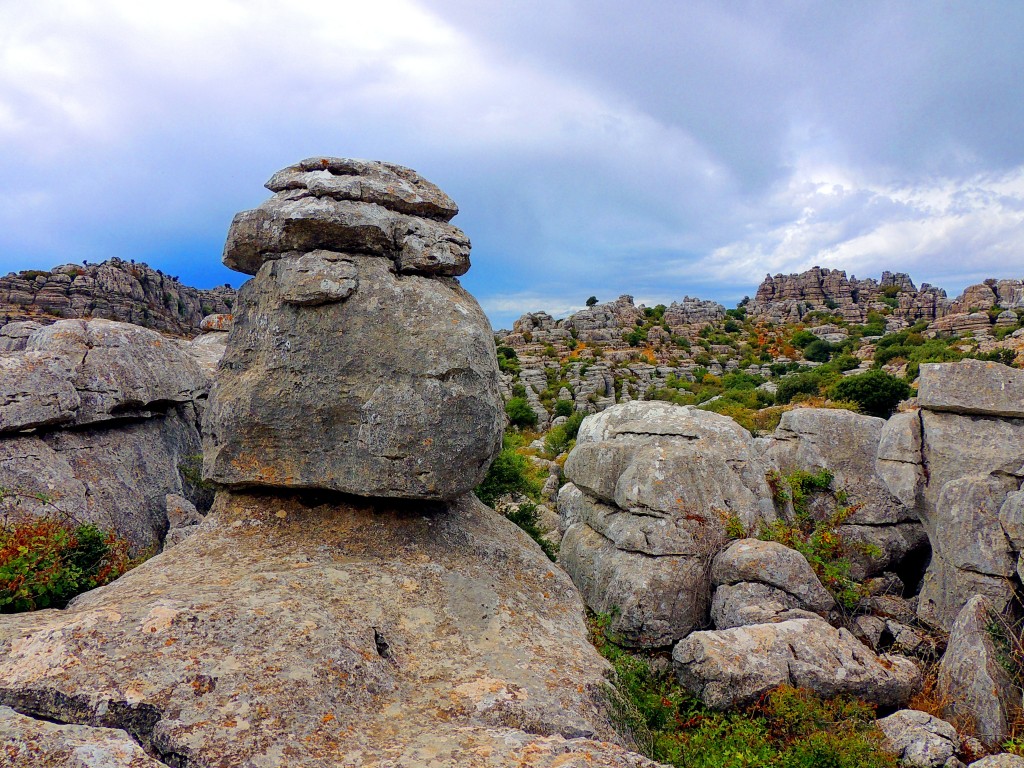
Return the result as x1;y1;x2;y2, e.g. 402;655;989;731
0;687;188;767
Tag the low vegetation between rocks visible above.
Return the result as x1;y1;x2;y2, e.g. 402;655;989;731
589;611;900;768
0;488;137;612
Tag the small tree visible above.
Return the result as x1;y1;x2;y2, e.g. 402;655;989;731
505;397;538;429
585;296;598;307
828;370;911;418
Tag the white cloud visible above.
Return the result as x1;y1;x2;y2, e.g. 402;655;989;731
703;164;1024;289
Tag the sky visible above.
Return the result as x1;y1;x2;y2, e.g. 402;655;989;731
1;1;1022;329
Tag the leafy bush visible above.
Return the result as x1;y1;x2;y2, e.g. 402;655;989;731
474;436;541;507
504;502;557;561
828;370;911;418
496;345;520;374
802;339;833;362
759;469;875;610
504;397;538;428
775;371;824;404
554;399;575;417
544;411;586;456
791;330;817;348
586;296;599;307
0;514;133;613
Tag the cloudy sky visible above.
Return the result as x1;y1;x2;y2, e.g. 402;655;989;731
1;1;1022;328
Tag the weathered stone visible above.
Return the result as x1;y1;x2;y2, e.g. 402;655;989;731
970;756;1024;768
0;259;235;337
222;195;470;278
938;596;1018;748
876;410;925;508
0;319;210;433
275;250;359;306
672;617;920;710
0;706;164;768
918;360;1024;419
877;709;959;768
710;538;835;614
918;473;1019;628
204;255;503;500
558;402;776;646
558;521;707;647
199;313;233;332
0;321;42;352
709;582;816;629
264;156;460;221
0;352;80;432
763;408;916;526
0;405;204;552
0;492;658;767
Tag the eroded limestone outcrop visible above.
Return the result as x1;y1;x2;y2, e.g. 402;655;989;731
0;158;658;767
0;319;217;551
557;401;776;647
877;360;1024;628
204;158;503;499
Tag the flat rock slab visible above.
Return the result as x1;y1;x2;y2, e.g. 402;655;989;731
0;491;660;767
0;706;164;768
918;360;1024;418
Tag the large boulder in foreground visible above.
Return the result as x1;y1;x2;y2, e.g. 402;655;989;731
558;401;776;647
203;253;503;499
0;491;659;767
204;159;503;500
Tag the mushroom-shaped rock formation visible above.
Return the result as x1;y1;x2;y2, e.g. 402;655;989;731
203;158;504;500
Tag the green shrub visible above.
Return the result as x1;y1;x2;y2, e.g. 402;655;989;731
828;370;911;418
496;346;520;374
775;371;823;404
504;502;557;561
505;397;538;428
544;411;586;456
791;330;817;348
554;399;575;418
474;437;541;507
0;513;134;613
802;339;833;362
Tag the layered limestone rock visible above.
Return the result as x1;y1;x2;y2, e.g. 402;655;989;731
0;159;659;767
0;319;217;550
759;408;928;579
0;259;235;336
204;158;503;500
876;709;960;768
748;267;951;324
0;492;659;767
938;596;1019;748
672;617;921;710
557;401;776;647
709;538;835;629
877;361;1024;628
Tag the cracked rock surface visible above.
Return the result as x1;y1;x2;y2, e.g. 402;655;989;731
0;490;661;768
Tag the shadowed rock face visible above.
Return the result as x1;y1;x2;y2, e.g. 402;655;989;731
0;491;660;768
204;158;504;500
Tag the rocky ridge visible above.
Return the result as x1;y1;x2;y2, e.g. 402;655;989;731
0;258;235;337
